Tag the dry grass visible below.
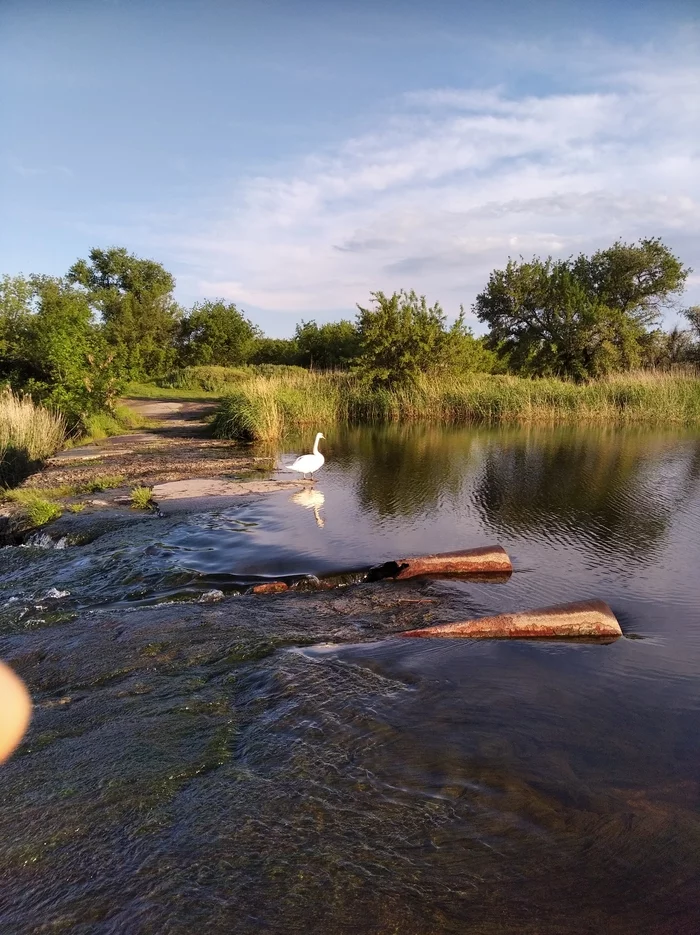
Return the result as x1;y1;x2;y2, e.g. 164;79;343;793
0;389;67;462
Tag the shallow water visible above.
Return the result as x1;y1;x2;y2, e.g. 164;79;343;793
1;423;699;933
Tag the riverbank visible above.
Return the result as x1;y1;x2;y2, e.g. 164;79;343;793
0;396;272;543
211;370;700;441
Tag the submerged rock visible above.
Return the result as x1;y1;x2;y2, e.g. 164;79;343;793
198;589;226;603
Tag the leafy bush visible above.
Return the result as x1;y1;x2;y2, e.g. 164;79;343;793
354;290;493;388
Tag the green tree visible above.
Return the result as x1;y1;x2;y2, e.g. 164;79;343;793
444;324;500;374
179;300;259;366
475;239;690;380
0;275;35;382
639;326;696;368
355;290;461;387
22;277;124;423
683;306;700;340
248;337;300;365
294;319;360;370
67;247;181;378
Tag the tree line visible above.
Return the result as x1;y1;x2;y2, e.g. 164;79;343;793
1;239;697;426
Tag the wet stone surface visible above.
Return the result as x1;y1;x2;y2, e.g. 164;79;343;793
2;423;700;933
0;584;698;934
0;585;452;932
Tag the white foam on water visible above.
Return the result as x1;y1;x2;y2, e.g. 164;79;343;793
21;533;68;550
44;588;71;599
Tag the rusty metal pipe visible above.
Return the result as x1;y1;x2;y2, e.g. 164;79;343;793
368;546;512;581
250;581;289;594
401;599;622;640
249;546;513;595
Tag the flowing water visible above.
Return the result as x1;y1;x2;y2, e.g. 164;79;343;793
1;424;699;933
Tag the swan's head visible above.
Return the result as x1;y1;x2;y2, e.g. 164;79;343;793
316;432;325;441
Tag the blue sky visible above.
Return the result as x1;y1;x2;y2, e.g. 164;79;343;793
1;0;699;335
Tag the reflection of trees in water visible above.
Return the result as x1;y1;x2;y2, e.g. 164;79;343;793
337;424;475;519
474;426;700;558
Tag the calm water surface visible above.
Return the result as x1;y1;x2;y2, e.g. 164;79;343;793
1;424;699;933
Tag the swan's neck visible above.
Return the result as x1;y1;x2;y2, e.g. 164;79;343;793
313;434;322;455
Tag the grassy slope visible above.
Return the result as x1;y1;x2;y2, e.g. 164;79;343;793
127;382;222;401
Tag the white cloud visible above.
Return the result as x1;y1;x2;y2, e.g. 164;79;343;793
163;45;700;329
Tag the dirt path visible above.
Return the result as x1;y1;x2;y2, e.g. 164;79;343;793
22;396;265;492
123;396;219;437
1;395;305;544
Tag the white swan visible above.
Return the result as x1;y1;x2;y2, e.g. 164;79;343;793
287;432;325;480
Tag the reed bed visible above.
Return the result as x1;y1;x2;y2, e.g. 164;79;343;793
212;370;700;441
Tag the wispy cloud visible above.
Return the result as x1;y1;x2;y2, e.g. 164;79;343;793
8;158;74;179
159;43;700;325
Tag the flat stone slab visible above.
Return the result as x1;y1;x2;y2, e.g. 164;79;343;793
50;434;158;462
101;433;155;446
152;477;306;513
50;447;104;462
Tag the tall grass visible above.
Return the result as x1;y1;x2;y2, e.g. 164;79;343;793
212;370;700;441
159;365;253;392
0;390;67;468
158;364;309;392
212;372;345;441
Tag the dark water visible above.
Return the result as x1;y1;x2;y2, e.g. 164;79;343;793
1;424;699;933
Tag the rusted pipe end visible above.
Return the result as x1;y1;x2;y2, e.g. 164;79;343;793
251;581;289;595
392;545;513;580
401;599;622;640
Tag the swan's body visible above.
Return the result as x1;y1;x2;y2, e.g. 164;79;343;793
287;432;325;479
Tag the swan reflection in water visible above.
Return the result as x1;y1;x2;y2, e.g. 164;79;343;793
290;488;326;527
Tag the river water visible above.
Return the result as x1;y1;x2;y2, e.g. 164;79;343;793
1;424;699;933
